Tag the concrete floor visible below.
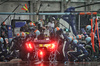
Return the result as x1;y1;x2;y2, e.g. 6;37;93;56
0;61;100;66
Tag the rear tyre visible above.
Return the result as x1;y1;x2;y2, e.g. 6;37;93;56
19;49;28;61
85;45;93;61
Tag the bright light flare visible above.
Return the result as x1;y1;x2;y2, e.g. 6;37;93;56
28;43;32;49
48;42;57;51
51;43;55;49
26;42;33;50
38;50;45;58
40;51;43;56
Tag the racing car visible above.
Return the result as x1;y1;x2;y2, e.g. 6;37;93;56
19;38;60;62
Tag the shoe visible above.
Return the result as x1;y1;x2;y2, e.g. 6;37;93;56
64;61;69;65
4;60;8;62
74;58;78;62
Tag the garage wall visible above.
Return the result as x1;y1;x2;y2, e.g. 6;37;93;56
40;2;61;12
91;4;100;11
68;2;85;11
0;1;99;26
0;2;29;25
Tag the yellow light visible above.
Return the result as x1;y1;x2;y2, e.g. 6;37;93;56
29;44;32;49
39;44;43;47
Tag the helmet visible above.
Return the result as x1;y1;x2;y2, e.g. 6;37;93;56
73;37;76;40
20;32;26;37
5;38;8;44
0;37;4;43
2;22;6;25
76;35;82;40
8;38;12;43
28;22;33;26
86;25;91;31
54;27;60;32
1;22;6;29
68;36;73;42
16;33;20;37
85;37;91;44
28;22;36;29
73;39;78;44
28;22;36;27
34;30;40;37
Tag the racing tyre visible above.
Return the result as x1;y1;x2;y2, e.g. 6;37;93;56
19;49;28;61
85;45;93;60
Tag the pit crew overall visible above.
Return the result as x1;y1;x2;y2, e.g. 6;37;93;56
78;45;88;60
68;42;82;61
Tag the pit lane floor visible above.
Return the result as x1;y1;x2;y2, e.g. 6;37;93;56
0;60;100;66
